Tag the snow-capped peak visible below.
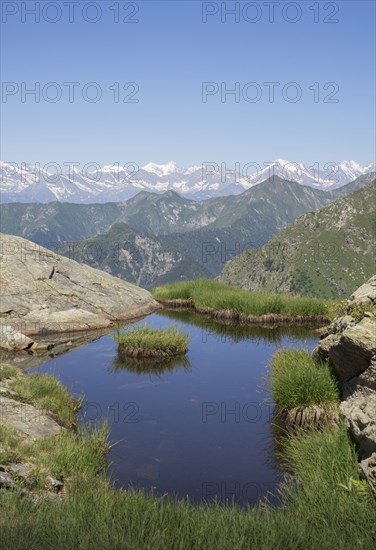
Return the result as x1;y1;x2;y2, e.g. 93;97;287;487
0;159;374;203
141;161;180;176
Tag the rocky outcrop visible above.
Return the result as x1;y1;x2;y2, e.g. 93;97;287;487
0;395;62;439
0;367;68;497
0;233;159;350
313;276;376;494
0;462;63;493
0;325;34;351
324;317;376;385
348;277;376;308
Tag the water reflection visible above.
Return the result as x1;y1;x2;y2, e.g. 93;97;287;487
112;353;191;376
159;308;316;345
29;310;318;506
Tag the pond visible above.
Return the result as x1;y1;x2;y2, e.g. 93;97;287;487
29;310;318;506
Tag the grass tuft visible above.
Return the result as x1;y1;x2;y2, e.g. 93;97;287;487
270;349;339;410
0;423;29;464
0;364;20;381
10;373;81;427
115;324;189;358
33;423;110;481
0;422;109;492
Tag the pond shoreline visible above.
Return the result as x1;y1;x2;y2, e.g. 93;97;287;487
156;299;329;327
1;304;375;549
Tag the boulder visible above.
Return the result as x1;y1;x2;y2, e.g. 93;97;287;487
359;453;376;497
0;325;34;351
0;233;159;347
328;315;356;334
0;471;15;489
344;355;376;395
340;388;376;458
348;275;376;308
328;317;376;383
3;463;31;479
312;277;376;492
312;334;340;364
46;475;64;492
0;396;62;439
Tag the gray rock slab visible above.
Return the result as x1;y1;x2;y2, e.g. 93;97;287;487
0;396;62;439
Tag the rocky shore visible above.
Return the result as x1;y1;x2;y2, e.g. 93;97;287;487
0;233;159;352
313;276;376;494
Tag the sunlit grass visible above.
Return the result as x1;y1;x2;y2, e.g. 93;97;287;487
0;423;29;464
115;324;189;357
0;364;19;381
0;421;109;491
0;424;374;550
153;279;335;318
9;372;81;427
33;423;110;481
270;349;339;409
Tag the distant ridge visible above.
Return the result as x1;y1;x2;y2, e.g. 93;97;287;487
1;159;374;202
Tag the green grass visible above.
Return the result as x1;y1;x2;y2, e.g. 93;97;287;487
0;422;109;489
152;279;334;318
270;349;340;409
0;364;19;381
32;424;109;481
9;372;81;427
0;423;29;464
0;424;374;550
115;324;189;357
333;299;375;322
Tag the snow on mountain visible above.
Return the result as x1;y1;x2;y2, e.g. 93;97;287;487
240;159;376;191
141;161;181;176
0;160;374;203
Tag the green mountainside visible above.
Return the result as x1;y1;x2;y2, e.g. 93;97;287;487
0;177;330;245
0;202;127;246
2;176;373;292
330;172;376;198
220;180;376;299
51;178;335;288
57;223;211;290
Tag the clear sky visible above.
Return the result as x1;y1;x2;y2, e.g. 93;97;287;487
1;0;375;168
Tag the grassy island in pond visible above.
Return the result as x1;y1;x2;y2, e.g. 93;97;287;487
270;350;340;410
269;350;340;428
115;324;189;359
152;279;334;322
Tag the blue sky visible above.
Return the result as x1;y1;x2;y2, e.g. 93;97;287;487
1;0;375;168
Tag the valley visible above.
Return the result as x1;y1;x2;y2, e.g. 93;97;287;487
1;173;374;293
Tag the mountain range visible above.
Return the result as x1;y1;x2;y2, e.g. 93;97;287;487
1;175;372;290
1;159;375;202
220;179;376;299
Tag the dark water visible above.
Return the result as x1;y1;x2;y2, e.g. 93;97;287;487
29;310;317;506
